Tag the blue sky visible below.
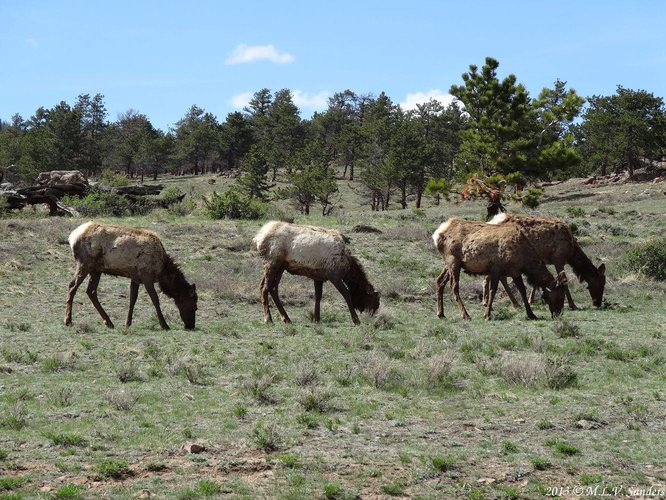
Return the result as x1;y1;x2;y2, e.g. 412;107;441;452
2;0;665;131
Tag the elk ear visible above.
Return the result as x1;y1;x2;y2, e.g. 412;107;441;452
556;271;568;287
598;263;606;276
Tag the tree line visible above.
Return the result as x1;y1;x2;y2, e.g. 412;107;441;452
1;57;665;213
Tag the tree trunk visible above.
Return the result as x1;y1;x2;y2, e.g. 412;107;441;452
415;188;423;209
627;154;640;177
400;184;407;209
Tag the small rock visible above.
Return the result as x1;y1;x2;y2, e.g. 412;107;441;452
478;478;496;485
183;393;194;401
513;418;525;424
180;442;206;454
575;419;602;430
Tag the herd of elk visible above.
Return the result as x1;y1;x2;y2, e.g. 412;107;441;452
64;214;605;328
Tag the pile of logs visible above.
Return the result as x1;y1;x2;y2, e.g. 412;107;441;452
0;170;181;216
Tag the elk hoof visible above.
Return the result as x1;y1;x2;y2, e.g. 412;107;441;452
105;321;115;329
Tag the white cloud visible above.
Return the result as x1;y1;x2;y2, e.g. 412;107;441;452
292;90;329;111
26;38;39;48
230;92;254;109
226;44;295;65
400;89;457;111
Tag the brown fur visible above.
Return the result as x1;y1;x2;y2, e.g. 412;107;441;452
65;222;197;330
489;214;606;307
253;221;379;325
433;218;568;320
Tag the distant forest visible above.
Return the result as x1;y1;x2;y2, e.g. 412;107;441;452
2;57;665;212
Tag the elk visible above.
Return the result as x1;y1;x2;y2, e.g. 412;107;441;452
65;221;198;330
432;218;568;320
253;221;380;325
488;213;606;308
431;219;520;316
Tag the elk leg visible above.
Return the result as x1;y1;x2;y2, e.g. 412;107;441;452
268;267;290;323
513;276;538;320
125;281;140;327
86;272;114;329
144;281;169;330
556;264;577;310
64;264;88;326
482;275;490;307
331;278;360;325
261;265;282;323
484;275;500;320
450;264;471;320
500;277;520;308
313;280;323;322
435;267;449;318
259;274;272;323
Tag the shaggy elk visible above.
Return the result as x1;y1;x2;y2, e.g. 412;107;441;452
488;213;606;308
65;221;198;330
253;221;380;325
433;218;568;320
431;219;520;315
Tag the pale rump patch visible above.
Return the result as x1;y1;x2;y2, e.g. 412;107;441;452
487;213;508;225
432;219;454;246
68;221;94;249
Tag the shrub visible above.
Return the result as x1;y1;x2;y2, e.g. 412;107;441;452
99;169;130;187
251;421;281;451
431;455;457;472
63;189;136;217
530;457;552;470
553;319;580;338
94;458;131;479
0;476;28;491
566;206;586;218
521;187;543;209
623;239;666;281
48;432;87;447
204;188;267;220
323;483;344;499
160;186;185;204
54;483;85;499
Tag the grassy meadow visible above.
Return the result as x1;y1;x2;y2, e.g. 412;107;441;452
0;174;665;499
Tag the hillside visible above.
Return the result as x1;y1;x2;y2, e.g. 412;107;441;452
0;174;665;498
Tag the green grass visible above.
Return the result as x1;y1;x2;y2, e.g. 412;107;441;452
0;174;664;497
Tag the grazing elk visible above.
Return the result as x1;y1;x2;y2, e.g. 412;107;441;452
488;213;606;308
432;218;568;320
65;221;198;330
431;220;520;316
253;221;380;325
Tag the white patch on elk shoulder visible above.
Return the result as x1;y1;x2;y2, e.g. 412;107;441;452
287;229;346;273
487;213;508;225
68;221;94;249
